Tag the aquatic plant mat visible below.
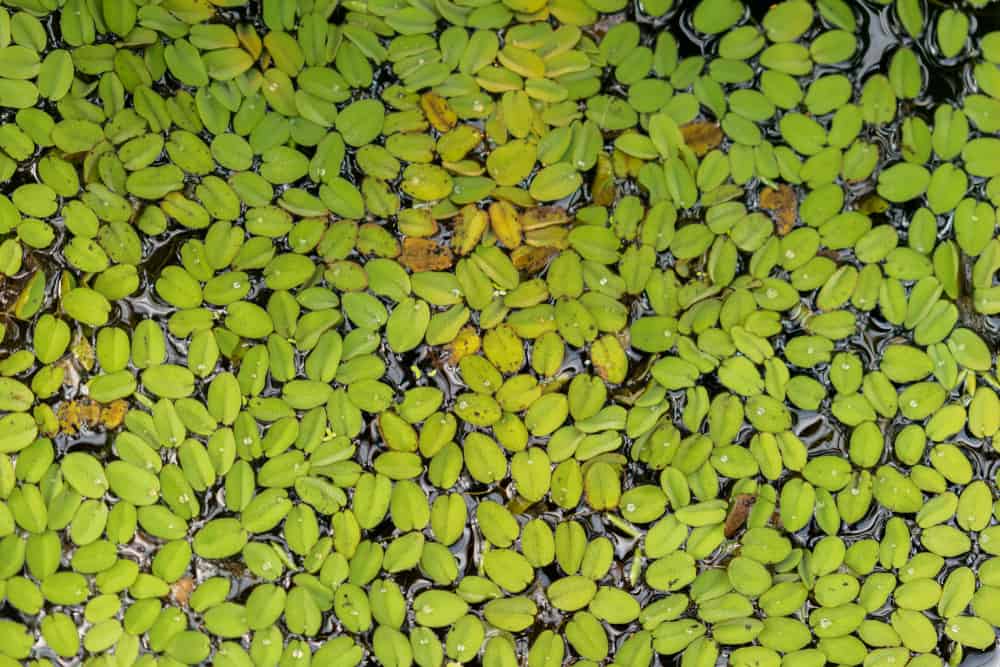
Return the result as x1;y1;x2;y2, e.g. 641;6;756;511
5;0;1000;665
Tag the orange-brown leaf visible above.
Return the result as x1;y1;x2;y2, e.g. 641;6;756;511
171;577;195;606
724;493;756;538
399;238;454;272
680;121;723;157
100;399;129;430
759;184;798;235
57;399;103;434
511;245;558;274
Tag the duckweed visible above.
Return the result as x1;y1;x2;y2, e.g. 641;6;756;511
3;0;1000;665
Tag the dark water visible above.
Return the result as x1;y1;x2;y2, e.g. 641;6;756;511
6;0;1000;664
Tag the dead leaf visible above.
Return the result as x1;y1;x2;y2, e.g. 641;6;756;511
724;493;756;538
100;399;129;430
680;121;723;157
511;245;557;274
399;238;454;272
57;398;128;434
759;184;798;235
57;399;101;435
171;577;195;606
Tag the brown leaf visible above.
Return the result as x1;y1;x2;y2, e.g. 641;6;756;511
759;184;798;235
74;401;100;428
399;238;454;272
724;493;756;538
171;577;195;606
57;399;101;435
511;245;558;274
680;121;723;157
57;397;128;434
